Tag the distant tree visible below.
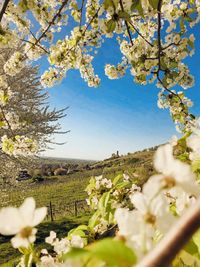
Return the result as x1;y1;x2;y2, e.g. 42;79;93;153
0;47;67;182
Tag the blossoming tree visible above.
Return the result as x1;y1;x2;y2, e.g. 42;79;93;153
0;46;67;183
0;0;200;266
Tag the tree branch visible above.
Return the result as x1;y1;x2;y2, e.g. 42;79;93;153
0;0;10;22
20;38;49;54
29;0;69;52
136;197;200;267
119;0;153;47
155;0;182;102
128;20;153;47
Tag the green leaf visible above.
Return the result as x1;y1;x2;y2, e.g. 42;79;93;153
188;39;194;49
103;0;113;10
68;228;87;238
118;11;130;20
98;191;110;211
18;245;33;255
18;0;29;12
88;238;137;267
173;250;200;267
184;239;199;257
131;1;144;17
88;210;101;229
115;181;130;189
179;18;185;32
193;229;200;254
0;121;6;127
113;174;123;185
148;0;159;9
185;15;193;22
106;19;116;33
61;247;90;262
170;61;178;69
160;58;167;70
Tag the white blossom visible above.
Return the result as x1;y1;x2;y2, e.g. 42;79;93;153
0;198;47;248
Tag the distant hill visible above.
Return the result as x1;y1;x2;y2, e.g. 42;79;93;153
39;156;96;164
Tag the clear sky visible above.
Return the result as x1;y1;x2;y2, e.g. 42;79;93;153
41;27;200;160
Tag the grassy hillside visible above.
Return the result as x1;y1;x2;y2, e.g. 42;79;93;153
0;147;156;214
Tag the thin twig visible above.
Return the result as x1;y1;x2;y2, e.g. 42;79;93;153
119;0;133;45
82;7;100;36
162;41;181;51
128;20;153;47
20;38;49;54
30;0;69;51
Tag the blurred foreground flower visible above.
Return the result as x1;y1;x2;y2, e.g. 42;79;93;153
145;144;199;197
0;197;47;248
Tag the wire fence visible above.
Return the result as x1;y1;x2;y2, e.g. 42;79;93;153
46;199;90;221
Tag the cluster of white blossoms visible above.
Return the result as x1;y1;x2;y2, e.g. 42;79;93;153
1;135;38;157
86;175;113;209
3;52;25;76
5;1;30;33
86;173;140;209
41;68;66;88
105;59;127;80
0;87;12;106
24;37;45;61
115;143;199;259
42;231;84;265
40;28;101;88
85;173;141;235
2;112;21;130
157;90;196;133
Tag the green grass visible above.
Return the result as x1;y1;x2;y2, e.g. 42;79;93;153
0;214;90;266
0;176;90;217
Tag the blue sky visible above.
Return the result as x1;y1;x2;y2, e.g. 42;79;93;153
41;27;200;160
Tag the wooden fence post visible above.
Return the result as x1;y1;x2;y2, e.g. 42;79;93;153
74;200;78;217
49;201;54;221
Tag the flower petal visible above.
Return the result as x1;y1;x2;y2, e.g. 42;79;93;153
32;207;47;226
143;175;163;200
19;197;36;226
11;235;30;248
0;207;23;235
154;144;174;175
131;192;147;214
